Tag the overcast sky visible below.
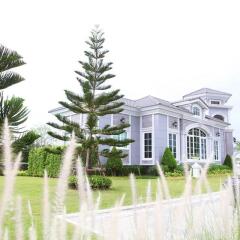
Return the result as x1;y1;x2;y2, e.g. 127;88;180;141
1;0;240;138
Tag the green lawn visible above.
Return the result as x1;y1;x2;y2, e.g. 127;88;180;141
0;175;228;238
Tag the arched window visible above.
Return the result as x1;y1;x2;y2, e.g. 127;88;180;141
192;106;201;116
187;128;207;160
214;115;224;121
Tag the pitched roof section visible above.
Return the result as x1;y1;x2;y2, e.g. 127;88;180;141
122;95;190;113
173;97;209;109
183;88;232;99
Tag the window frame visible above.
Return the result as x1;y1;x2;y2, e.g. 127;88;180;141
211;100;221;105
168;133;177;159
214;140;220;161
187;128;207;160
192;105;201;117
143;132;153;160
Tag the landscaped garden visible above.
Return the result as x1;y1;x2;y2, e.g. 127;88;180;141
0;22;239;240
0;174;230;238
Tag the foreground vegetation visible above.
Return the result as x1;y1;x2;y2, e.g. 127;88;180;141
1;174;229;238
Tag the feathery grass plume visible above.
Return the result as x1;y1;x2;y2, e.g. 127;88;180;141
146;180;152;203
130;173;137;206
43;170;50;240
71;176;92;240
28;200;37;240
0;119;21;238
156;162;170;199
54;133;76;214
76;157;87;210
3;228;8;240
153;197;164;240
15;196;23;240
156;178;163;201
59;208;67;240
103;196;125;240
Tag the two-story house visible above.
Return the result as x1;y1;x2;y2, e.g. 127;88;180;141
49;88;234;165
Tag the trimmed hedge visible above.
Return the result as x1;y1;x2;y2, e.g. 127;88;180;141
45;153;61;178
108;164;184;177
208;164;232;175
28;147;62;178
68;175;112;190
28;148;47;177
17;170;29;177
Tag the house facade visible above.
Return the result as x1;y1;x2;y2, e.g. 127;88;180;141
49;88;234;165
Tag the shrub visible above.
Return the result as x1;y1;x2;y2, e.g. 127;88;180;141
161;148;177;172
105;147;123;176
223;154;233;169
121;166;141;176
68;175;78;189
17;170;29;177
28;147;62;177
208;164;232;175
28;148;47;177
89;176;112;189
146;166;158;176
45;153;61;178
68;175;112;190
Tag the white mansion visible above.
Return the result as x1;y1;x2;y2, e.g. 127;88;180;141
50;88;234;165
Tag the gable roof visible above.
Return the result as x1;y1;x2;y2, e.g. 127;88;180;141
183;88;232;98
122;95;191;113
173;97;209;109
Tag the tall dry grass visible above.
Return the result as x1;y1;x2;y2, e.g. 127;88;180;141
0;120;239;239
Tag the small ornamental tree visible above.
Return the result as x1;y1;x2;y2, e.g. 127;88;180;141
105;147;126;176
48;27;133;169
161;147;177;172
223;154;233;169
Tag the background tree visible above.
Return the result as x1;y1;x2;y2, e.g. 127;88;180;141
0;45;40;155
48;27;133;169
32;125;58;147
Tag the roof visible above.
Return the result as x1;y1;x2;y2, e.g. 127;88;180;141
183;88;232;98
172;97;209;109
122;95;191;113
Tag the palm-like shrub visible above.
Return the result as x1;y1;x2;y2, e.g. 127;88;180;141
0;45;39;154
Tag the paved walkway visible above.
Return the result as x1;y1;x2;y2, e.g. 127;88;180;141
63;192;224;239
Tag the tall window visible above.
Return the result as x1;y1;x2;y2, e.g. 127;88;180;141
193;106;201;116
169;133;177;158
144;133;152;159
214;140;219;161
187;128;207;160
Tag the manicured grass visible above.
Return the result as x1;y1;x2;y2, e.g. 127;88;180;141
0;175;229;238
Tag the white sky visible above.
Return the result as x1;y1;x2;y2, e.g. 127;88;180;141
1;0;240;138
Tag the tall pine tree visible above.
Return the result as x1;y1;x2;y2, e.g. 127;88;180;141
48;27;133;169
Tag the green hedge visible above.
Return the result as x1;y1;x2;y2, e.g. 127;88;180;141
207;164;232;175
68;175;112;190
28;148;47;177
28;147;62;178
111;164;184;177
45;153;62;178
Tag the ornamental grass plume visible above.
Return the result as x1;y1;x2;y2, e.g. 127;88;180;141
0;121;239;239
